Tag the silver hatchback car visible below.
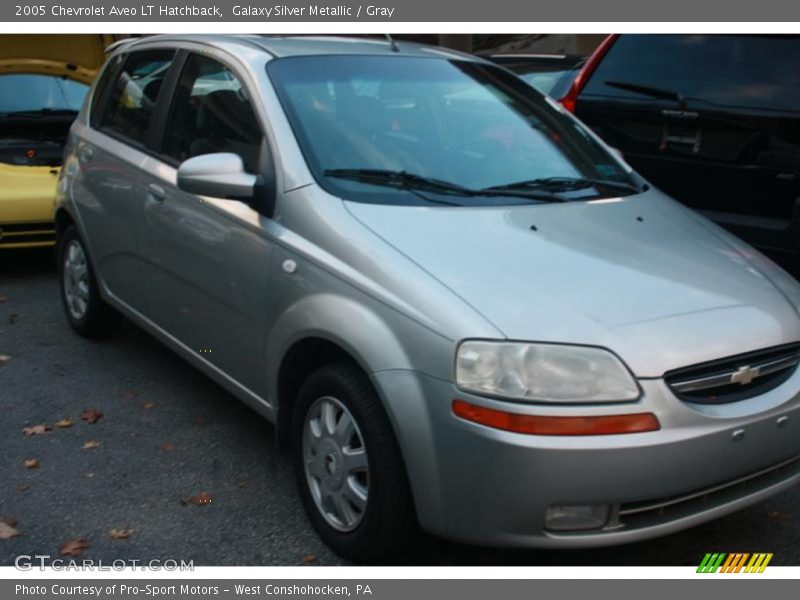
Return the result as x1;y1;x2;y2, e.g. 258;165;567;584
56;35;800;561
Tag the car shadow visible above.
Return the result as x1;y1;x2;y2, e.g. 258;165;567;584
0;247;56;280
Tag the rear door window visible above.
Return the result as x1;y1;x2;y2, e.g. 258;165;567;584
89;54;122;125
99;50;175;147
583;35;800;112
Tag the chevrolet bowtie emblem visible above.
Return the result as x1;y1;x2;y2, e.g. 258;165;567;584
731;365;759;386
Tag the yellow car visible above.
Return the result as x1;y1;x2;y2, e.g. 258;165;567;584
0;35;112;248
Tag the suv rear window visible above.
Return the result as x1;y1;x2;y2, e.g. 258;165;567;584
583;35;800;112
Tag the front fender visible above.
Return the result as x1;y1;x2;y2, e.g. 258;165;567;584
265;291;451;527
266;292;419;403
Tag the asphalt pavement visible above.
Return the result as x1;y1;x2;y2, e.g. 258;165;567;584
1;248;799;566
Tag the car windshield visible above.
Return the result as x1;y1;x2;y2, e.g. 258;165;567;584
267;55;639;206
0;74;88;115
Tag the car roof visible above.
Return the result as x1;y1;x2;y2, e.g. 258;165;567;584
111;34;487;63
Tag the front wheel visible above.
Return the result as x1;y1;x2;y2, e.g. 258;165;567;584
292;362;417;562
58;225;121;338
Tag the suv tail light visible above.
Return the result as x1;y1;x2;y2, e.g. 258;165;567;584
559;34;619;113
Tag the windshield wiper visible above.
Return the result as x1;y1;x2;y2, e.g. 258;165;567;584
325;168;568;203
484;176;642;195
604;80;686;106
324;168;475;197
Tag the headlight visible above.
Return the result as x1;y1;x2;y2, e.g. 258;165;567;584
455;341;639;403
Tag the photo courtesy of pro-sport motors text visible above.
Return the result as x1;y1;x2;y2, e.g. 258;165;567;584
1;0;800;598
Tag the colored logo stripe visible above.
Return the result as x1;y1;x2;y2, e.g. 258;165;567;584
745;553;773;573
697;553;726;573
697;553;773;573
721;553;749;573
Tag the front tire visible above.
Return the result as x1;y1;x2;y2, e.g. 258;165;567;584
58;225;121;339
292;362;417;562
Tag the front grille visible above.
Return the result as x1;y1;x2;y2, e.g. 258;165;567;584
0;222;55;246
665;344;800;404
618;456;800;530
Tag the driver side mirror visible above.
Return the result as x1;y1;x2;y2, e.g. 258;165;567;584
177;152;275;217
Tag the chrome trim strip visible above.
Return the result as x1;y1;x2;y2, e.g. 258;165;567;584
670;355;799;393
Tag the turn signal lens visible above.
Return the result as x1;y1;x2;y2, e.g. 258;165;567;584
452;400;659;436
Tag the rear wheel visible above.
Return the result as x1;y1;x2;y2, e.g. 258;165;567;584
292;362;417;562
58;226;121;338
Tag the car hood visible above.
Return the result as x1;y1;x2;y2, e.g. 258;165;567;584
0;35;114;84
345;190;800;377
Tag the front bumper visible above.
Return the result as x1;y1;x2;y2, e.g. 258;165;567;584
373;368;800;548
0;163;58;248
0;221;56;248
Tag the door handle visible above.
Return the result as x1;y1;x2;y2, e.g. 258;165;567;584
146;183;166;202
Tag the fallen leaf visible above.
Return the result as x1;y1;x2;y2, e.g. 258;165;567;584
8;313;18;324
0;522;20;540
141;402;156;410
0;354;10;366
121;390;136;400
82;440;101;450
55;418;75;428
182;492;212;506
0;516;18;527
160;442;175;452
302;554;317;564
15;484;30;492
59;539;89;556
22;424;50;436
768;510;791;521
81;409;103;424
108;528;134;540
23;459;39;469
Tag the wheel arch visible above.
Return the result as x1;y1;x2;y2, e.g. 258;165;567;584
54;207;75;241
269;293;414;450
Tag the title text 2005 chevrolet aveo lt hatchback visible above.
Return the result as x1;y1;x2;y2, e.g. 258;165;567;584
56;35;800;561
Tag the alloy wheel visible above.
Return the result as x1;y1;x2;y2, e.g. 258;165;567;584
63;239;90;321
302;395;369;532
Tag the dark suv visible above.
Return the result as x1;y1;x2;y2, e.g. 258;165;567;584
563;34;800;270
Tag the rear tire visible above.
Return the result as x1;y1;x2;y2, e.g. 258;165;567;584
292;362;417;562
58;225;121;339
